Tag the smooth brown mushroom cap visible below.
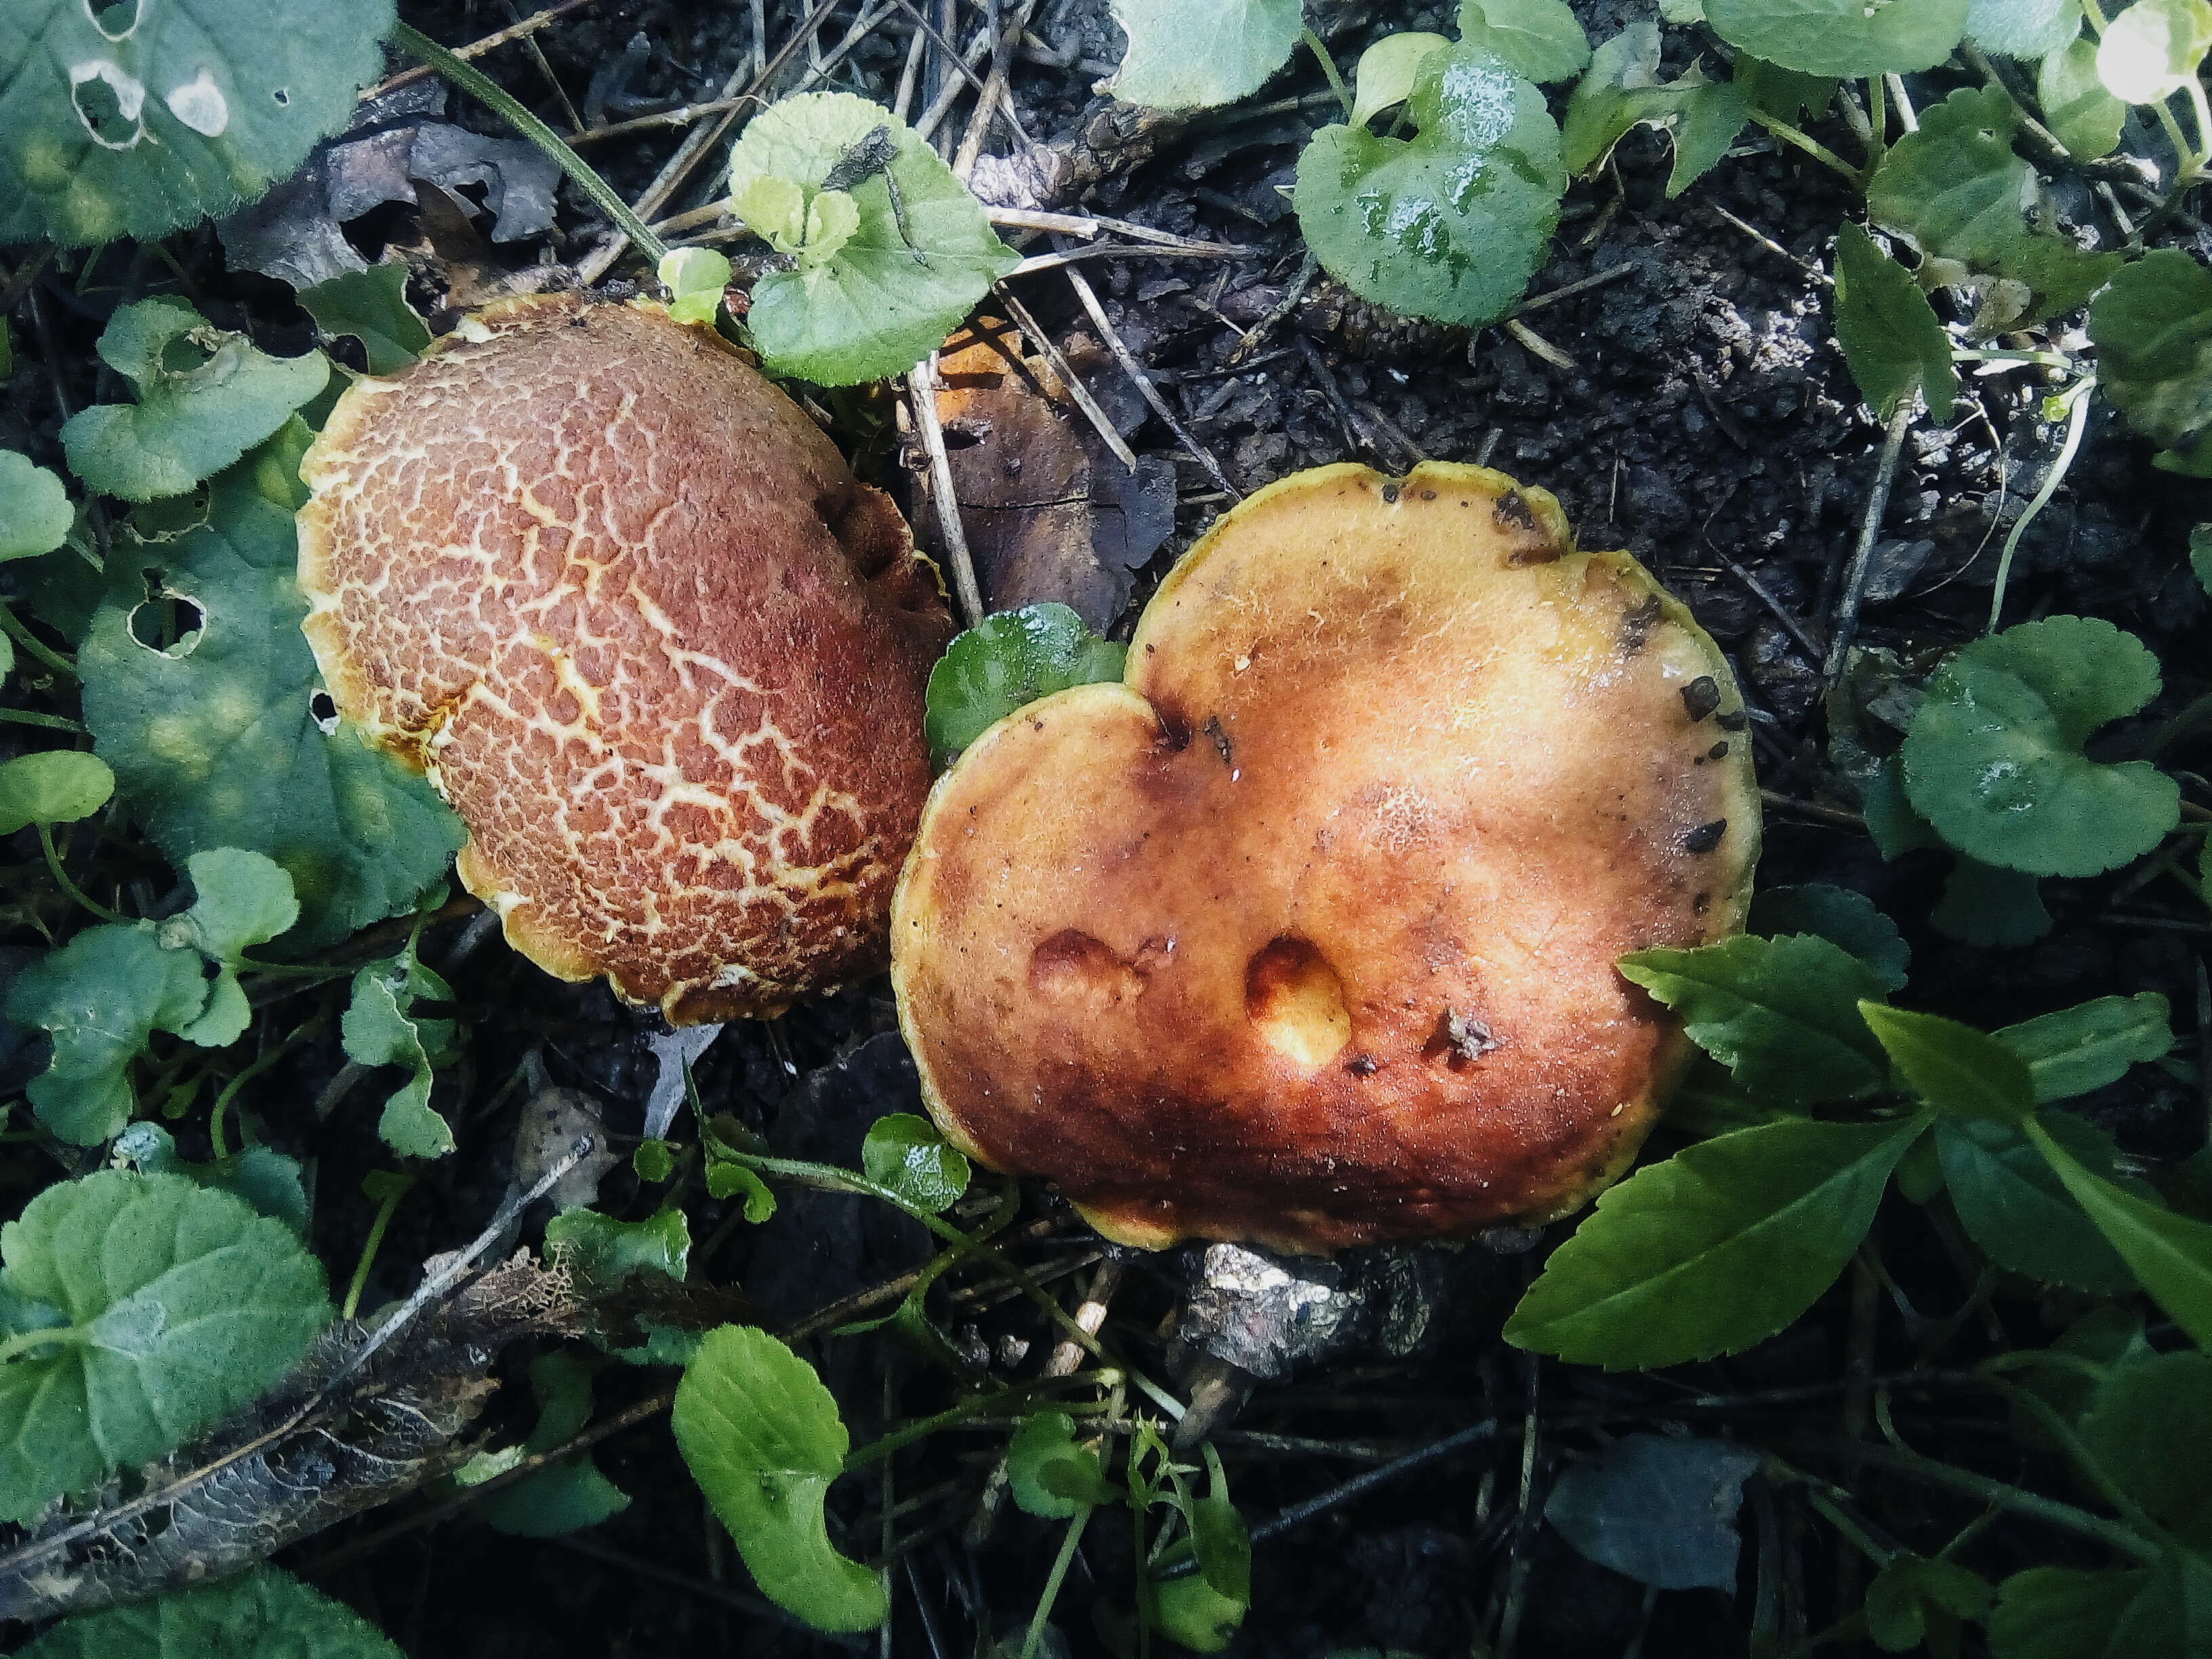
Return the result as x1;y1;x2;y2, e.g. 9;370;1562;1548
299;293;952;1023
890;461;1760;1253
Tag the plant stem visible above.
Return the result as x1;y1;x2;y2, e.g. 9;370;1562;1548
1865;75;1886;167
1988;375;2093;632
1303;27;1355;121
390;23;670;268
0;602;76;681
846;1370;1109;1472
342;1174;414;1321
1022;1507;1094;1659
0;708;87;733
37;822;125;924
0;1325;83;1366
207;1012;327;1160
1749;110;1862;182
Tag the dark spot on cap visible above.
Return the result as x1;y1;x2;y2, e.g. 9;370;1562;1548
1202;714;1233;766
1682;819;1727;855
1715;709;1749;732
1494;490;1536;531
1420;489;1437;500
1380;483;1401;504
1681;676;1721;722
1694;892;1711;915
1618;594;1664;655
1708;741;1730;760
1345;1054;1378;1077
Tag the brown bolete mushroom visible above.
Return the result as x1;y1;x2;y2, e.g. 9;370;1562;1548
891;462;1759;1252
298;293;951;1024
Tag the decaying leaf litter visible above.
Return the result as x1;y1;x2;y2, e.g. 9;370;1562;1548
0;0;2209;1655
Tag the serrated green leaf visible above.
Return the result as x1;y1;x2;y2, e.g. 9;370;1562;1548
478;1351;630;1537
0;453;73;562
60;300;327;502
1544;1434;1761;1590
1617;933;1891;1104
1351;33;1453;127
0;750;113;834
2079;1349;2212;1538
18;1565;403;1659
1736;56;1837;122
2028;1115;2212;1349
674;1324;888;1633
80;433;465;947
0;1170;328;1521
1833;222;1959;422
1107;0;1303;108
1563;24;1751;197
727;93;1019;386
340;956;455;1159
1989;1557;2212;1659
1296;43;1566;330
159;848;298;1046
0;0;396;248
1996;993;2173;1102
1746;882;1910;989
1862;1002;2034;1121
1866;86;2124;331
1931;856;2051;945
1704;0;1969;75
925;603;1128;768
2089;250;2212;477
1969;0;2083;58
1459;0;1591;83
112;1124;310;1233
298;264;431;376
862;1113;971;1213
2097;0;2212;100
1900;616;2180;877
546;1206;691;1286
657;247;733;327
1504;1115;1929;1368
2039;35;2127;157
1937;1112;2139;1292
1009;1410;1114;1518
4;925;212;1144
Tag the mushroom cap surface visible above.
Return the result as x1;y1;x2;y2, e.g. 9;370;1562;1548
299;293;951;1023
891;462;1760;1253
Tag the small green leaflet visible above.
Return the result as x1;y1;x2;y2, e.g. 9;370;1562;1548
1295;43;1567;331
1736;56;1837;123
2078;1349;2212;1538
1458;0;1592;85
1106;0;1303;109
1503;1115;1929;1369
1936;1112;2141;1293
1153;1443;1251;1653
657;247;733;327
17;1566;402;1659
1995;993;2173;1103
545;1206;691;1287
0;0;396;248
2096;0;2212;102
1931;857;2051;947
2030;1115;2212;1350
2039;36;2127;158
477;1351;631;1537
861;1113;972;1214
0;453;73;561
1967;0;2083;59
1989;1557;2212;1659
2088;250;2212;478
0;1171;329;1523
0;750;113;834
1008;1410;1115;1518
341;949;459;1159
1544;1434;1761;1591
111;1122;312;1235
672;1325;888;1633
1351;33;1452;128
1746;882;1910;990
298;264;432;376
726;93;1019;386
1865;1555;1994;1656
1860;1002;2034;1122
1703;0;1969;76
1832;222;1958;423
1900;616;2180;877
60;299;329;502
1617;933;1891;1105
1561;24;1750;199
159;848;299;1046
926;603;1128;768
79;428;466;946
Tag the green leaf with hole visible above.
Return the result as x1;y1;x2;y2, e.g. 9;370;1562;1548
1504;1115;1930;1368
1617;933;1892;1104
18;1566;403;1659
2029;1116;2212;1350
1562;24;1750;197
1862;1002;2034;1122
861;1113;972;1214
925;603;1128;768
1746;882;1910;989
1459;0;1591;83
341;950;457;1159
1296;43;1567;331
1969;0;2082;58
0;751;113;834
1106;0;1303;108
1008;1410;1114;1518
726;93;1019;386
673;1324;888;1633
4;925;213;1145
1996;993;2173;1102
1832;222;1958;422
1937;1111;2140;1293
1352;33;1453;127
157;848;298;1046
79;429;465;947
546;1206;691;1288
2039;35;2126;157
1900;616;2180;877
1704;0;1969;75
298;264;431;376
2097;0;2212;100
0;1170;328;1521
2089;250;2212;478
0;0;396;248
60;300;328;502
0;453;73;562
657;247;733;328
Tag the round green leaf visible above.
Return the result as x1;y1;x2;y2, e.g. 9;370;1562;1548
1008;1410;1113;1518
1351;33;1452;127
657;247;733;327
1458;0;1592;84
0;0;396;247
1967;0;2083;59
1106;0;1303;109
727;93;1019;386
925;603;1128;768
672;1325;888;1633
1703;0;1969;75
861;1113;971;1213
19;1566;402;1659
297;264;432;377
2088;249;2212;477
0;1171;329;1521
0;453;73;562
2097;0;2212;102
0;750;114;834
1901;617;2181;877
1294;43;1567;331
2039;35;2127;157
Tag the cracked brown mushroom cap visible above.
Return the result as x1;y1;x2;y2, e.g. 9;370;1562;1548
891;461;1760;1253
298;293;952;1024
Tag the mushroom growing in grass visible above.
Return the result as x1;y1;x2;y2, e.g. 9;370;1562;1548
298;293;952;1024
892;462;1760;1253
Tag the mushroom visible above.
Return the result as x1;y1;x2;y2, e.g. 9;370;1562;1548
890;462;1759;1252
298;293;952;1024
